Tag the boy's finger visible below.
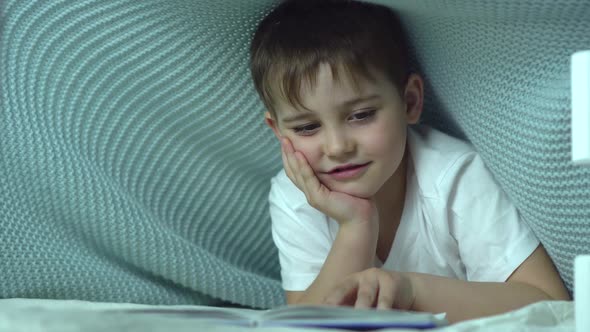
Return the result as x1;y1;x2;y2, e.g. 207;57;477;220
282;150;303;192
296;152;322;192
281;137;294;153
297;155;330;214
281;139;304;188
376;274;395;310
354;277;378;309
280;144;295;180
291;152;307;189
283;139;326;207
294;152;321;199
293;153;310;196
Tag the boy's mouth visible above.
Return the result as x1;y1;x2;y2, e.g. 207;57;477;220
323;162;371;180
327;162;371;174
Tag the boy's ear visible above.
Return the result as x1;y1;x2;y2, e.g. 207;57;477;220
403;73;424;125
264;111;283;140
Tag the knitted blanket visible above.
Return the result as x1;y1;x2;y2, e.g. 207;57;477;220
1;0;589;308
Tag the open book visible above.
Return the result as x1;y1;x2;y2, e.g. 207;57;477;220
123;305;447;330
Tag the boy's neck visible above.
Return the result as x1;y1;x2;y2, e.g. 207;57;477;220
375;145;409;222
374;145;410;263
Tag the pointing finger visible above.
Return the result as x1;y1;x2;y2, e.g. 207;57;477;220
354;275;378;309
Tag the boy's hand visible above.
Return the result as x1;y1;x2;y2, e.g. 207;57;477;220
281;137;378;226
323;268;415;310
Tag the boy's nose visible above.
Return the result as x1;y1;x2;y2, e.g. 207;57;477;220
323;129;355;158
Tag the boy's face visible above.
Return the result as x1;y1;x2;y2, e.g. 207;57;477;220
266;64;422;198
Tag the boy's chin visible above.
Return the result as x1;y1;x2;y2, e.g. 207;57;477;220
325;183;376;199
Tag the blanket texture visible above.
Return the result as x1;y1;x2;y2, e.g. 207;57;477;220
1;0;589;308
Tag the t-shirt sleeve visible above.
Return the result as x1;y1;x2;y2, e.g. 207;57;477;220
268;172;335;291
444;154;540;282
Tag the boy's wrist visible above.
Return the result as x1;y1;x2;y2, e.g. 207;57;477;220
339;209;379;227
338;216;379;234
336;219;379;253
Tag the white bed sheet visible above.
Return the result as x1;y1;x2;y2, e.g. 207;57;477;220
0;298;574;332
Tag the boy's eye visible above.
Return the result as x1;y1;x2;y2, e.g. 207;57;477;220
349;109;376;121
293;123;320;135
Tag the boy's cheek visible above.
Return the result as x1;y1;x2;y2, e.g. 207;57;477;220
291;142;320;171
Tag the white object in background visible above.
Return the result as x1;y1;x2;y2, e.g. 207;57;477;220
576;255;590;332
571;50;590;165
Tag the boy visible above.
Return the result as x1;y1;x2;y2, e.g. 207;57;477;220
249;0;570;323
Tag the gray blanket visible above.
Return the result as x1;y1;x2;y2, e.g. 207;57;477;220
1;0;588;308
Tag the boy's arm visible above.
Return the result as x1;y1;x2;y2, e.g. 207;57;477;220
280;138;379;305
287;218;378;304
325;244;570;323
409;244;570;322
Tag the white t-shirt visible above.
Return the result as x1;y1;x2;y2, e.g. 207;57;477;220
269;126;539;291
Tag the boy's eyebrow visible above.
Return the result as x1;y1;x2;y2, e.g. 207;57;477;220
281;112;315;123
339;94;380;107
281;95;381;123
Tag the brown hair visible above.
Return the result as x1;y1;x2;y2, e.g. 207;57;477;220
250;0;411;117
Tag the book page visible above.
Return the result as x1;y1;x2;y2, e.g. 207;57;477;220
261;305;441;322
110;305;447;329
120;306;261;321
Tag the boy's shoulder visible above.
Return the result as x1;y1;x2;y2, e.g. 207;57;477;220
407;126;484;198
